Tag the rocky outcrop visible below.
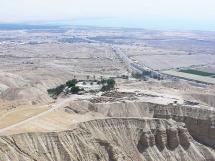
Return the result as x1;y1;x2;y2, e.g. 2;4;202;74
89;101;215;149
0;118;214;161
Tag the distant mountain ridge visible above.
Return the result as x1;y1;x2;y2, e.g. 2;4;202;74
0;23;61;30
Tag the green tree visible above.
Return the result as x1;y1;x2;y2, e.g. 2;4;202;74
100;78;116;91
70;86;80;94
66;79;77;87
100;79;107;85
107;79;115;88
47;84;66;98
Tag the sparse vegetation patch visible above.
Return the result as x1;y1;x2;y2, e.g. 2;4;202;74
47;79;81;99
98;78;116;91
47;78;116;99
47;84;66;98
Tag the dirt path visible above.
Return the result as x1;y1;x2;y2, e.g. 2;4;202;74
0;97;73;135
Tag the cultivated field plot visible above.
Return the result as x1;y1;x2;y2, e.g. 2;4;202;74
162;70;215;84
179;69;215;77
193;64;215;73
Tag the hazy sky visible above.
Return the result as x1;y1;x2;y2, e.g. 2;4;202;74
1;0;215;30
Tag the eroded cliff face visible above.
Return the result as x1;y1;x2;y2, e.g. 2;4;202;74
90;101;215;149
0;118;214;161
188;93;215;108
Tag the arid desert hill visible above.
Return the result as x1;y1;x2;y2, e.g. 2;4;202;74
0;118;215;161
0;27;215;161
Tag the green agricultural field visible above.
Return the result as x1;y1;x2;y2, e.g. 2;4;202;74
162;70;215;85
179;69;215;77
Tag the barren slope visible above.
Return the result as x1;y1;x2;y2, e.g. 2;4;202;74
90;100;215;149
0;118;214;161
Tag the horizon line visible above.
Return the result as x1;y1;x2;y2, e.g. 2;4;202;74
0;22;215;33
